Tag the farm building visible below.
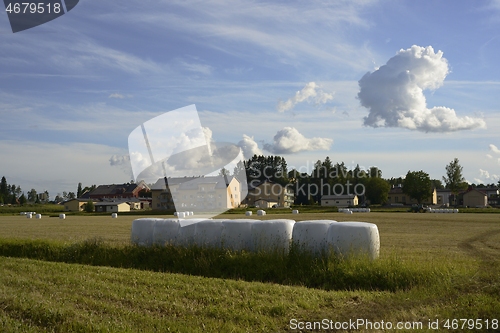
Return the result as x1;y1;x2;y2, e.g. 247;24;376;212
463;188;488;208
321;194;358;207
64;198;97;212
255;198;278;208
243;179;294;208
84;181;149;200
436;189;452;205
151;175;242;211
386;185;437;205
93;201;131;213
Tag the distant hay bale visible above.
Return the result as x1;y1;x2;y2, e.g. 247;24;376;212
245;211;252;216
59;214;65;219
111;213;118;218
35;214;41;219
292;210;299;214
257;210;266;216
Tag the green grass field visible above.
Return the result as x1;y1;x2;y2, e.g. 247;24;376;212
1;212;499;332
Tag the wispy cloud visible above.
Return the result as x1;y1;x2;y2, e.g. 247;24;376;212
277;82;334;113
109;93;125;99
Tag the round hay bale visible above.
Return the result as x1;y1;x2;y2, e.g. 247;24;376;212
177;218;207;247
131;218;162;246
250;219;295;253
26;213;32;219
35;214;41;219
257;210;266;216
292;220;337;256
194;219;229;248
326;221;380;260
221;219;257;251
153;219;180;246
292;210;299;214
245;211;252;216
59;214;66;219
111;213;118;218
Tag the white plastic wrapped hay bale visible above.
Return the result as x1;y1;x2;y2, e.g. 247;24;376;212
59;214;65;219
245;211;252;216
153;219;180;246
131;218;162;246
344;210;353;214
257;210;266;216
111;213;118;218
292;210;299;214
454;209;459;213
250;219;295;253
26;213;32;219
221;219;258;251
35;214;41;219
174;212;179;217
194;219;230;248
292;220;337;256
177;218;208;247
326;222;380;260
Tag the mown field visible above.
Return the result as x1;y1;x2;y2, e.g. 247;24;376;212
1;212;499;332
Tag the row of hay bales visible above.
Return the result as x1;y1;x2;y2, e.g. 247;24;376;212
131;218;380;259
174;211;194;218
338;208;370;213
24;213;42;219
20;212;36;215
428;208;459;213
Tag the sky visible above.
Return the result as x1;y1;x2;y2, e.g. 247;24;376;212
1;0;500;199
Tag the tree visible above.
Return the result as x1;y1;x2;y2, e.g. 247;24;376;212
77;183;83;198
365;177;390;204
443;158;468;206
85;200;95;213
19;193;27;206
403;170;432;204
0;176;7;197
218;167;230;177
54;193;63;203
67;192;76;200
27;189;37;202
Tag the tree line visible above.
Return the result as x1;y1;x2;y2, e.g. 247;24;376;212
236;155;494;206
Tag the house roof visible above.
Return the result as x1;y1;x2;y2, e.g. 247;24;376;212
321;194;357;200
88;183;140;196
464;188;487;197
151;176;235;191
93;201;130;206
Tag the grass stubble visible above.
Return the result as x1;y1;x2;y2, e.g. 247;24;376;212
0;212;499;332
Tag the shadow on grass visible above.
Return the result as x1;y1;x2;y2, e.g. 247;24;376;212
0;238;458;292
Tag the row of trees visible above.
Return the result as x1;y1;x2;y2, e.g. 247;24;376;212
0;176;99;206
237;155;487;206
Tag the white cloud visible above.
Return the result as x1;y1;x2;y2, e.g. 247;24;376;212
277;82;334;112
181;61;213;75
263;127;333;154
109;93;125;99
480;169;490;179
358;45;486;132
486;154;493;159
238;134;263;159
489;144;500;154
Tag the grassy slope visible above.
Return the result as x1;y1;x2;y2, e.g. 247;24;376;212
0;213;499;332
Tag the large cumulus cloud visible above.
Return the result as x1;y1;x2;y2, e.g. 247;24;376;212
358;45;486;132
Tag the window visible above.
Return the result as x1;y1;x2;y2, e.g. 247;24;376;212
218;194;222;199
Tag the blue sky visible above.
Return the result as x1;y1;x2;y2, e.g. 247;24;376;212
1;0;500;198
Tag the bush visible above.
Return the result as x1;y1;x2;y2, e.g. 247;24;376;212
85;200;94;213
